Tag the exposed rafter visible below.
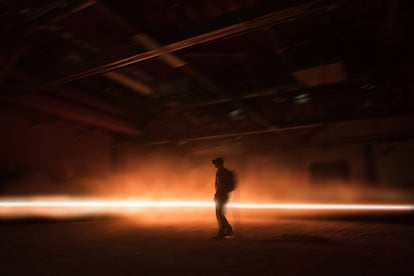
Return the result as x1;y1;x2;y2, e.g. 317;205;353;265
104;71;154;96
1;93;142;136
40;1;323;86
46;0;97;25
137;123;323;146
2;0;412;143
133;33;277;130
135;113;414;146
82;2;288;131
41;0;155;97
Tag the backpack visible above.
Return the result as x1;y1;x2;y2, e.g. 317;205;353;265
222;169;237;193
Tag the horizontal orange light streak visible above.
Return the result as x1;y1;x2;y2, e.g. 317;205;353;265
1;200;413;211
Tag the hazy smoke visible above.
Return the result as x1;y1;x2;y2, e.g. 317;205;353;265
2;147;413;204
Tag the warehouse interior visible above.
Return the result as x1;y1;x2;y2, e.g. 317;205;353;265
1;0;413;275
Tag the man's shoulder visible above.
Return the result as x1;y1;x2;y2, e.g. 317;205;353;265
217;167;229;174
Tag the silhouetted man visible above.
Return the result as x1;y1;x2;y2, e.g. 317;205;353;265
212;157;234;239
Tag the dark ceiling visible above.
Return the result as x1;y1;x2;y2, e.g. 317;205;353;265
1;0;413;146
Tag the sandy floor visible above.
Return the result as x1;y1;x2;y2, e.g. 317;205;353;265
1;212;414;276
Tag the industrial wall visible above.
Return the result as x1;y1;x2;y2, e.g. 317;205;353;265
0;107;412;202
111;138;414;202
0;107;113;194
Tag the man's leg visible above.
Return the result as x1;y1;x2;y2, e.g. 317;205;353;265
223;216;233;236
221;209;233;236
215;196;233;237
215;199;226;237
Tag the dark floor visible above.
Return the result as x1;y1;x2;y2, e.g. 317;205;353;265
1;212;414;276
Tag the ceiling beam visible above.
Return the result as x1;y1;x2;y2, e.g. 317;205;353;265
46;0;97;25
39;1;155;96
137;124;323;146
144;38;279;129
141;130;414;146
92;2;281;131
183;87;297;108
1;94;142;136
49;87;142;118
135;113;414;146
40;1;323;86
104;71;154;96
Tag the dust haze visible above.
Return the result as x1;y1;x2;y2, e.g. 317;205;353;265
2;146;413;205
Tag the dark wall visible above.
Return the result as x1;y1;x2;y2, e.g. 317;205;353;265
0;107;112;194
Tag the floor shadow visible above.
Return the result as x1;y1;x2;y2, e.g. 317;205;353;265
240;234;336;245
281;212;414;225
0;215;116;226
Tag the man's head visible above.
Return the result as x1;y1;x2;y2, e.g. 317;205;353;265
212;157;224;168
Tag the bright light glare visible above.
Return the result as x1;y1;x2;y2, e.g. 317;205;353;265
1;198;413;219
230;203;414;210
0;199;413;210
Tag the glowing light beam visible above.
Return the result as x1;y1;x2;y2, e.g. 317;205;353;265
0;200;413;211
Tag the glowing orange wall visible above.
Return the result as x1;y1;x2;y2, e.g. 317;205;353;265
0;107;413;202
